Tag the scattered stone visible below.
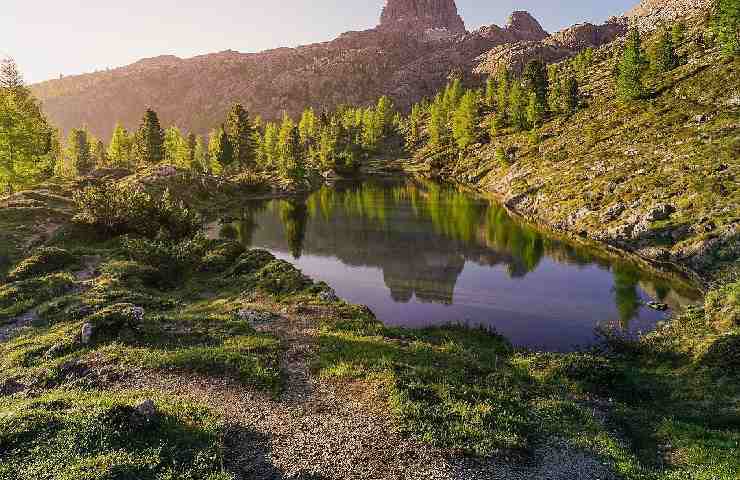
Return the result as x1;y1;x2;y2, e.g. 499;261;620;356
236;309;278;326
81;322;94;345
318;289;340;303
647;302;669;311
601;203;626;223
133;399;158;426
44;343;65;359
644;203;676;222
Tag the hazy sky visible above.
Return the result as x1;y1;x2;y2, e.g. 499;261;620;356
4;1;636;84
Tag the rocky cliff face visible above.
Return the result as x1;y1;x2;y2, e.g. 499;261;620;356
379;0;466;38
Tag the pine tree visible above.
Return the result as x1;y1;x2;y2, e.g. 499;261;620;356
713;0;740;55
526;92;545;129
0;58;24;90
563;75;580;115
163;126;183;165
225;103;256;170
135;108;165;164
259;122;279;168
108;124;133;168
318;124;339;170
509;81;528;131
214;126;234;173
485;76;497;109
452;90;480;150
428;100;447;147
91;138;108;168
496;68;510;122
547;64;562;115
405;103;424;151
522;59;549;109
651;28;678;73
278;116;304;181
66;128;92;176
672;21;686;45
183;133;197;169
617;29;648;101
193;136;209;173
299;107;318;146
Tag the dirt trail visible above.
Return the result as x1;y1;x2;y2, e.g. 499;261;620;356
119;307;620;480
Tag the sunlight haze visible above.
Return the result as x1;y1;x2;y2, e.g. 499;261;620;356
5;0;636;83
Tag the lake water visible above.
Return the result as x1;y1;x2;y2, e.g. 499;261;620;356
214;178;702;351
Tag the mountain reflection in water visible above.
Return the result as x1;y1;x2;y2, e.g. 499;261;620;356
213;178;702;351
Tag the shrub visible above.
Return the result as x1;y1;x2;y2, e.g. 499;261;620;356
200;241;246;273
7;247;76;282
0;273;76;321
705;281;740;331
227;250;276;277
99;260;160;288
253;259;312;295
86;303;145;340
121;235;210;288
73;183;201;240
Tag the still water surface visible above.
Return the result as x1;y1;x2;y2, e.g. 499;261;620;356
215;178;701;351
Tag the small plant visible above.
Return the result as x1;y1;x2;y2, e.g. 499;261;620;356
7;247;76;282
73;183;201;240
121;235;210;288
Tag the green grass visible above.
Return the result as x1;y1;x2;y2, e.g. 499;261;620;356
0;389;235;480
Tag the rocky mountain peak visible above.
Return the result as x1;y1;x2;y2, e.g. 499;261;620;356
505;11;548;38
379;0;466;37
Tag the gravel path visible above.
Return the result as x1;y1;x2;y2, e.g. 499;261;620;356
118;307;622;480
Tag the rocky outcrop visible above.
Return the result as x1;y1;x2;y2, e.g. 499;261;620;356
626;0;714;31
379;0;466;38
474;18;627;76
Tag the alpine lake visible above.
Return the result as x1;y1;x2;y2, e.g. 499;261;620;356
210;177;702;352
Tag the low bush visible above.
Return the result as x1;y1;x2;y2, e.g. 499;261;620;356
7;247;76;282
226;249;275;277
86;303;145;341
253;259;313;295
73;184;201;240
0;273;76;322
200;241;246;273
705;281;740;330
121;235;210;289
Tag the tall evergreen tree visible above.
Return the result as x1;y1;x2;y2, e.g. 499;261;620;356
547;64;562;114
651;28;678;72
108;124;133;168
375;96;395;135
522;59;549;109
452;90;480;149
617;29;648;101
91;138;108;168
485;76;497;109
259;122;279;168
278;116;304;181
225;103;256;170
428;100;447;147
496;68;511;122
563;75;580;115
135;108;165;164
193;136;209;173
508;81;528;131
214;126;234;173
713;0;740;55
163;126;184;165
526;92;545;129
66;128;92;176
299;107;318;146
0;58;24;90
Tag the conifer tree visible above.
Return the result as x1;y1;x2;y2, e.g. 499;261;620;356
91;138;108;168
405;103;424;151
452;90;480;149
375;96;395;135
713;0;740;55
428;100;447;147
66;128;92;176
617;29;648;101
214;126;234;173
193;136;209;173
651;28;678;72
547;64;562;114
672;21;686;46
225;103;256;170
496;68;510;123
526;92;545;129
299;107;318;146
164;127;184;165
485;76;497;109
184;133;197;169
563;75;580;115
108;124;133;168
135;108;165;164
0;58;24;90
278;116;305;181
522;59;549;109
508;81;528;131
259;122;279;168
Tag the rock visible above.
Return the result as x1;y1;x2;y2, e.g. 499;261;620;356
601;203;626;223
379;0;466;38
0;378;26;396
131;399;159;427
44;343;65;359
236;309;278;326
627;0;713;32
81;322;93;345
318;289;340;303
647;302;669;311
645;203;676;222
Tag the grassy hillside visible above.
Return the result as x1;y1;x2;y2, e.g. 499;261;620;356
412;15;739;285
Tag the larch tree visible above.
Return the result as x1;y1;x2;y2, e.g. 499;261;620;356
452;90;480;150
163;126;184;165
108;124;133;168
278;116;304;181
214;126;234;174
135;108;165;164
526;92;545;129
522;59;549;111
714;0;740;55
651;28;678;73
508;81;528;131
66;128;93;176
496;68;511;122
617;29;648;101
563;75;580;115
485;76;497;109
225;103;256;170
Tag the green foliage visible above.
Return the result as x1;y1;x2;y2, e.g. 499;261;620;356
496;68;510;122
714;0;740;55
277;116;305;181
562;74;580;115
134;108;165;164
7;247;76;282
0;272;75;321
508;81;528;131
0;59;55;192
108;123;134;168
121;235;210;288
618;29;648;101
526;92;545;129
66;128;92;177
651;28;679;73
225;103;256;169
214;127;234;173
522;59;549;108
451;90;480;149
73;184;201;240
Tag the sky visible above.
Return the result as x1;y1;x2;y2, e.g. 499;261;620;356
3;0;637;84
